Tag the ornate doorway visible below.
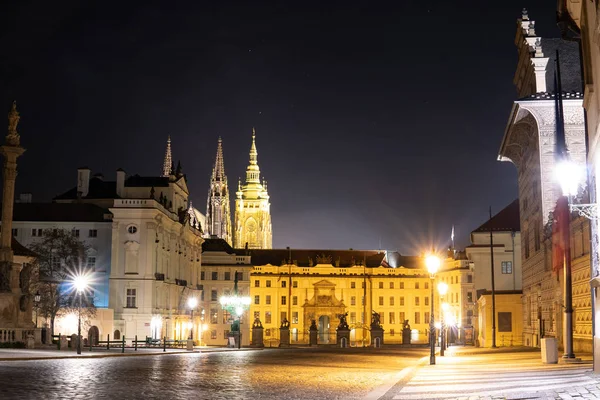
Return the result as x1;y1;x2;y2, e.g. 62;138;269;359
318;315;330;344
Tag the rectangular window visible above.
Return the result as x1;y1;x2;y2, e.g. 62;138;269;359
498;312;512;332
201;271;205;280
389;312;395;325
224;330;229;339
282;281;286;288
254;311;260;320
211;272;218;281
501;261;513;274
292;312;298;324
292;281;298;288
265;312;272;324
211;290;218;301
210;309;218;324
236;271;243;281
351;282;356;289
425;282;429;290
281;296;287;305
415;282;419;289
379;296;384;306
424;297;429;306
126;288;136;308
211;330;217;339
362;282;365;289
380;314;384;324
254;280;260;287
72;229;80;237
415;297;420;306
351;296;356;306
266;295;271;305
389;297;394;306
223;310;231;324
400;282;404;289
87;257;96;271
361;296;364;306
224;272;231;281
89;229;97;238
379;282;383;289
390;282;394;289
415;312;420;324
266;280;271;288
400;297;404;306
467;292;473;303
292;296;298;306
254;295;260;305
399;312;405;323
424;312;430;323
281;311;287;322
467;275;473;283
350;312;356;324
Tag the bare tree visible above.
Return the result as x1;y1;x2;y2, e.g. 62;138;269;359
30;228;90;337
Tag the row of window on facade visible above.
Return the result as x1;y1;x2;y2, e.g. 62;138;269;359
12;228;99;238
251;275;474;289
200;271;244;281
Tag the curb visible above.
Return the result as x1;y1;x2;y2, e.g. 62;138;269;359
0;350;195;361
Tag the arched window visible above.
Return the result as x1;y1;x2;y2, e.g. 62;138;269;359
114;329;121;340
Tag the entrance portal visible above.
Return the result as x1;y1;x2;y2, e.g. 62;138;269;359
318;315;330;344
88;326;99;346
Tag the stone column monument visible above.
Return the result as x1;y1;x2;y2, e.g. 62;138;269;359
0;102;28;328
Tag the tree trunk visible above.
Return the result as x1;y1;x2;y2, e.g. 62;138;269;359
50;314;55;339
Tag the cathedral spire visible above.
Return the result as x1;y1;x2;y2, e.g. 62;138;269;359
206;137;232;245
162;136;172;177
213;136;226;181
249;127;258;165
245;128;261;184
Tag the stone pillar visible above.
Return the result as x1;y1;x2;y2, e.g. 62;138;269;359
309;319;318;346
251;318;264;348
336;328;350;348
402;327;412;345
371;327;384;347
279;327;290;347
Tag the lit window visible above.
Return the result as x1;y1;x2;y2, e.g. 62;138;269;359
254;280;260;287
292;281;298;288
266;295;271;305
351;282;356;289
224;272;231;281
281;296;286;305
266;280;271;288
254;295;260;305
87;257;96;271
292;312;298;324
282;281;286;288
501;261;513;274
390;282;394;289
265;312;272;324
292;296;298;306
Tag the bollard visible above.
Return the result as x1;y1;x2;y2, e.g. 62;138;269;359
135;335;138;351
107;334;110;350
89;339;92;352
163;336;166;352
122;336;125;353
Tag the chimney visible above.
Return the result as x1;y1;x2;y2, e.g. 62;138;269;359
77;167;91;197
116;168;126;197
18;193;32;203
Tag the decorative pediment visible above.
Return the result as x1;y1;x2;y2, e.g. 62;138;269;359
315;253;332;264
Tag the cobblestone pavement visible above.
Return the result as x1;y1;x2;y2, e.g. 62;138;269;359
0;347;428;399
376;346;600;400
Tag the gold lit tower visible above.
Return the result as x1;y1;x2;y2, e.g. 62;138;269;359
161;136;173;177
206;137;232;245
233;128;272;249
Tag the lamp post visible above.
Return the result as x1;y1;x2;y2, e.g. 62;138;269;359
219;271;250;349
425;254;441;365
33;291;41;328
187;297;198;342
437;282;448;356
199;309;205;347
72;273;90;355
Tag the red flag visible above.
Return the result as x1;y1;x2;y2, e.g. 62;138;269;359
552;196;569;273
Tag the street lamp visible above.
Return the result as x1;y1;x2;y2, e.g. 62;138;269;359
425;254;441;365
219;271;250;349
199;309;205;347
187;297;198;342
33;291;41;328
437;282;448;356
72;273;90;355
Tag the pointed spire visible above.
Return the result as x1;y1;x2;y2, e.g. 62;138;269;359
212;136;226;181
249;127;258;165
176;160;182;176
6;101;21;146
162;136;172;177
245;128;260;184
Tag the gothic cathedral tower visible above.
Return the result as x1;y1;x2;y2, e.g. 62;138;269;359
233;129;272;249
206;137;232;245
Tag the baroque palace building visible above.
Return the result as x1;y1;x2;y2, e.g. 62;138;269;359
233;129;272;249
498;11;591;351
236;249;474;346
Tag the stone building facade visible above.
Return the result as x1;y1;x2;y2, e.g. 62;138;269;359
498;11;591;351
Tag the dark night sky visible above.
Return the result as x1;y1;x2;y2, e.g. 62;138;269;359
1;1;559;253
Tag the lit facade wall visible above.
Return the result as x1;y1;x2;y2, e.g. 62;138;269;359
477;293;523;347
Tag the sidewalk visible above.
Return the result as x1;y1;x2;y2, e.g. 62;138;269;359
0;345;260;361
374;346;599;400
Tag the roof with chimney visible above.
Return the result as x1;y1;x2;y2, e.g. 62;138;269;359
472;199;521;233
9;203;112;222
54;174;173;200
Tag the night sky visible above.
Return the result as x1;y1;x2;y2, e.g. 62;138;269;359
1;1;559;253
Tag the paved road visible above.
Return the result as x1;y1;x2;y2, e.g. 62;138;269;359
0;347;428;399
380;348;598;400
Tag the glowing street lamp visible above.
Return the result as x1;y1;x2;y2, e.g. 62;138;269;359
219;271;250;349
425;254;440;365
437;282;448;356
187;297;198;342
71;272;90;355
